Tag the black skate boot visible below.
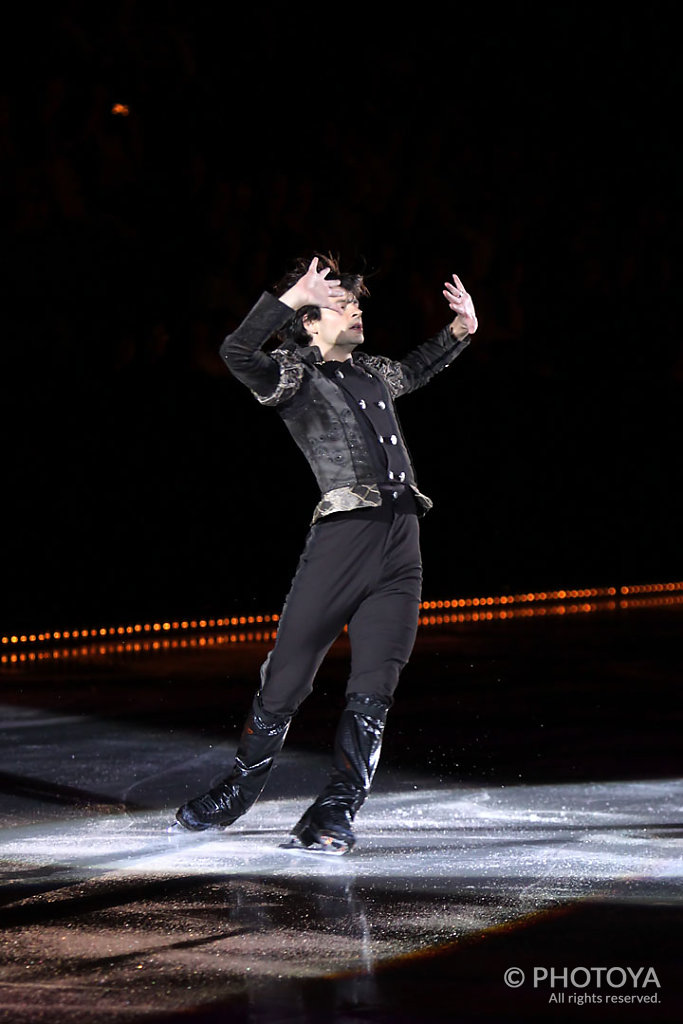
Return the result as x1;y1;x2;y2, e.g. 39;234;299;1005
286;693;390;855
175;694;291;831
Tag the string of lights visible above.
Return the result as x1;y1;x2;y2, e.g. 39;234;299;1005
2;582;681;666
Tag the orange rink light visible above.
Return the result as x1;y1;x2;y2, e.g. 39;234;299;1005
2;582;682;666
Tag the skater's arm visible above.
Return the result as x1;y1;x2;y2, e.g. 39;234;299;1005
219;293;295;397
398;274;478;394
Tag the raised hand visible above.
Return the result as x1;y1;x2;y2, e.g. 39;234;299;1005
443;274;478;336
280;257;347;312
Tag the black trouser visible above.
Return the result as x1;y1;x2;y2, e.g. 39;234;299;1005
258;506;422;718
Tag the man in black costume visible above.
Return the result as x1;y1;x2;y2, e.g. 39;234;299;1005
175;255;478;853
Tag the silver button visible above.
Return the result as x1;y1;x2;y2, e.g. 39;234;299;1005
378;435;385;444
392;491;399;500
335;369;345;379
389;434;398;445
388;471;395;480
376;400;386;410
358;399;367;409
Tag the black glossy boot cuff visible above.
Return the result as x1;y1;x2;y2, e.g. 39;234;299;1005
251;692;292;736
344;692;392;724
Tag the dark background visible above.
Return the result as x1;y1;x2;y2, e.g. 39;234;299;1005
3;2;680;635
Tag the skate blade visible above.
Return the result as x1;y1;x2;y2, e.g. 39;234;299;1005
279;835;350;856
166;819;229;835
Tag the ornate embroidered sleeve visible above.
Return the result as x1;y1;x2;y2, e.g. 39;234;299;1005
355;354;408;398
252;349;305;407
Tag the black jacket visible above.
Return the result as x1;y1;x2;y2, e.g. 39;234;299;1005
220;292;471;522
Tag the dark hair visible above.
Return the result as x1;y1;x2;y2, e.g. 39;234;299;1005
272;253;370;348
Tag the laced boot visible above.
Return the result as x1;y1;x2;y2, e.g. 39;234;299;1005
175;694;291;831
288;693;391;854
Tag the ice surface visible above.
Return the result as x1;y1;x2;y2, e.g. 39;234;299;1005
1;703;680;906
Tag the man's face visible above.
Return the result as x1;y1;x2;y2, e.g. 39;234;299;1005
305;291;364;350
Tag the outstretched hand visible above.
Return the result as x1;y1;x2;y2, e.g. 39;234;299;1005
280;257;347;312
443;274;478;336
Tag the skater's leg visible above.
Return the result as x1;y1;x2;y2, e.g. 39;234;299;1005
288;514;422;852
345;512;422;701
256;520;361;717
175;516;380;831
288;692;391;854
175;691;291;831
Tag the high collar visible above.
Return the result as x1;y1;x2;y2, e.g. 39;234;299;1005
299;344;356;367
299;344;324;365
